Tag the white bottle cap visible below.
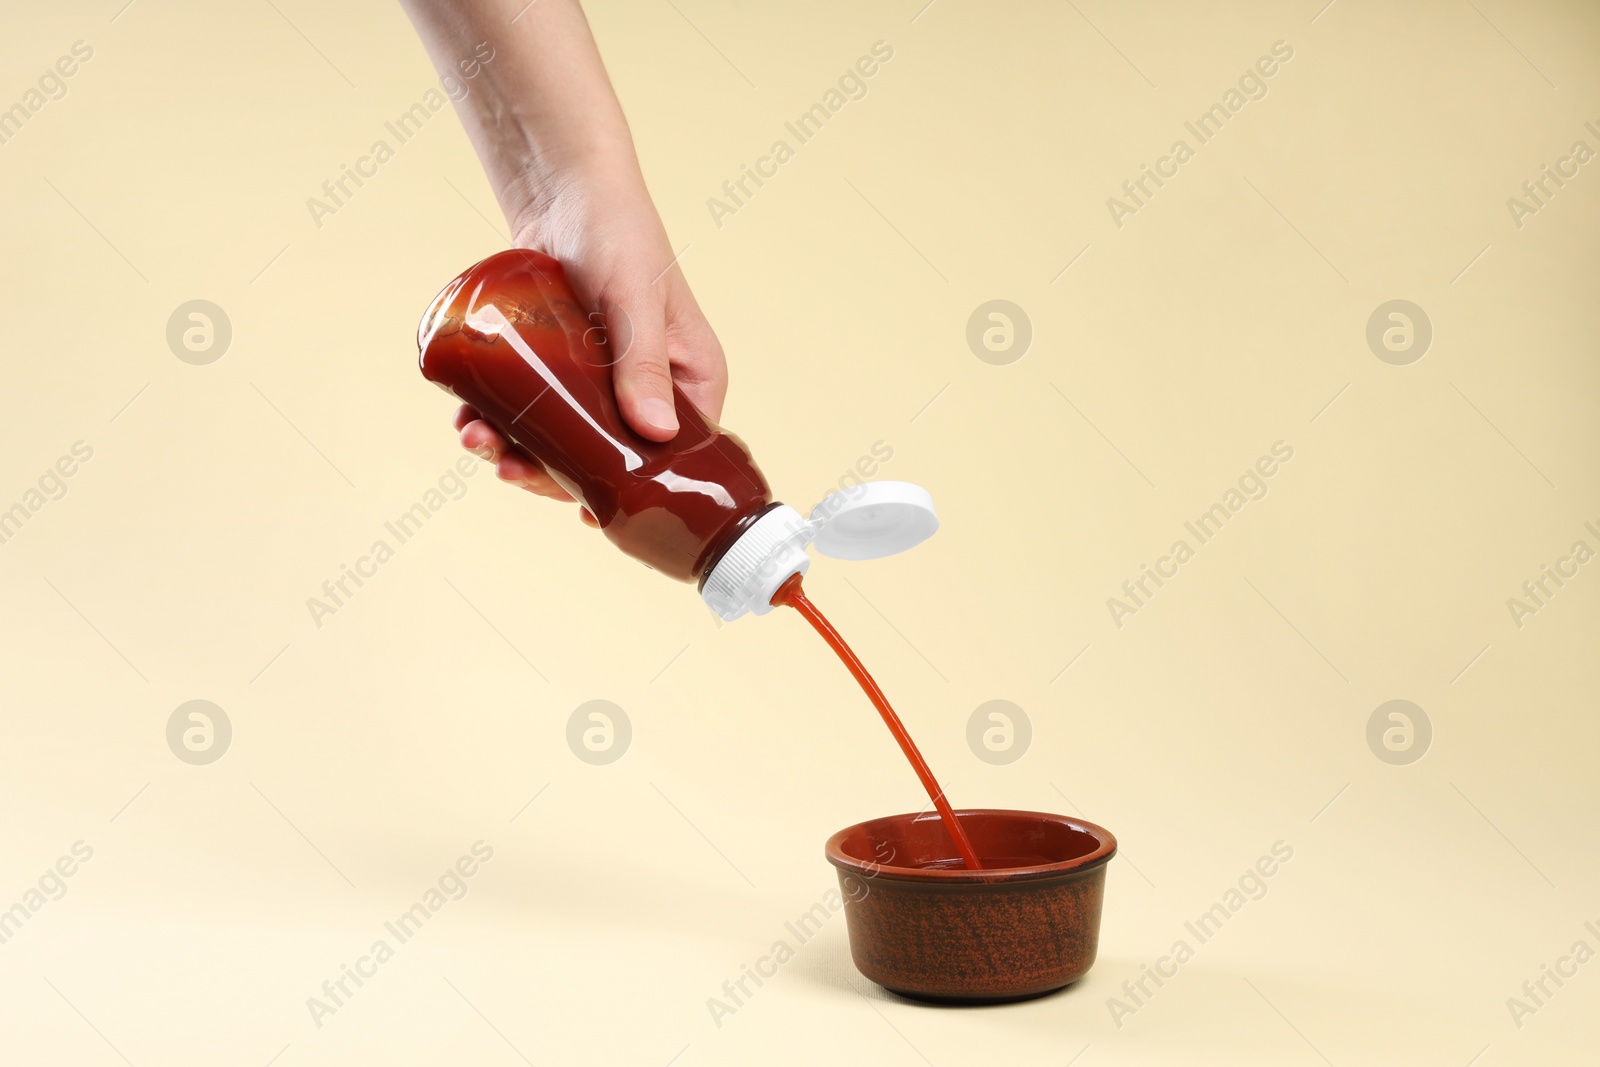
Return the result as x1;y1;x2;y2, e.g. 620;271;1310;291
808;481;940;560
700;483;938;621
700;504;813;621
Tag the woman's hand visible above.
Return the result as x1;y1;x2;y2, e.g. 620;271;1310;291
403;0;727;517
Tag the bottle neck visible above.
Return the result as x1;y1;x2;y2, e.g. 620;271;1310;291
695;501;785;592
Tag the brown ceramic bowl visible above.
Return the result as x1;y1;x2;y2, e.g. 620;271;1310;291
825;809;1116;1003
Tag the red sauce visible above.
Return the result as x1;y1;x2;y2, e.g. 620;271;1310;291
772;574;981;870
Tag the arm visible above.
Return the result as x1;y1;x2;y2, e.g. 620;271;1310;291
401;0;727;505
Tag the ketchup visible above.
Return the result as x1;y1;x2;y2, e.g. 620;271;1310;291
418;249;774;583
772;574;981;870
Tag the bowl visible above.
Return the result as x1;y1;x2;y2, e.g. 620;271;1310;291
824;809;1116;1003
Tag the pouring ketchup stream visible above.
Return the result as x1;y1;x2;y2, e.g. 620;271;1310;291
772;573;982;870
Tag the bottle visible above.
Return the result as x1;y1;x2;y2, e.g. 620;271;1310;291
417;249;937;619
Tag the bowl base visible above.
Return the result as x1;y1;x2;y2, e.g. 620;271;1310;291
878;979;1077;1006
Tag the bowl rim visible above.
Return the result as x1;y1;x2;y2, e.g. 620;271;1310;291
825;808;1117;884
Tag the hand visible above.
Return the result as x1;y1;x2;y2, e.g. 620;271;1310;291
453;164;728;521
399;0;729;524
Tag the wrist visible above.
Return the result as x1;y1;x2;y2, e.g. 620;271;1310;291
502;148;650;250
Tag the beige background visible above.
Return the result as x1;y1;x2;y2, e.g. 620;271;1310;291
2;0;1597;1064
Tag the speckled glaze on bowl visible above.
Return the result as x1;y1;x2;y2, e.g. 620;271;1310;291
825;809;1116;1003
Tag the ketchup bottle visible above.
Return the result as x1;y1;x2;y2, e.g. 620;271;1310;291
417;249;938;619
418;250;981;867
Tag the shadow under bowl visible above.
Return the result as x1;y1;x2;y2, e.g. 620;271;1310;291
825;809;1116;1003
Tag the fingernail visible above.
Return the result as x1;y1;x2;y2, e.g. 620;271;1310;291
639;398;678;434
472;445;495;461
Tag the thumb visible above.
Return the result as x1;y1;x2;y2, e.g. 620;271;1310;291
602;287;678;442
